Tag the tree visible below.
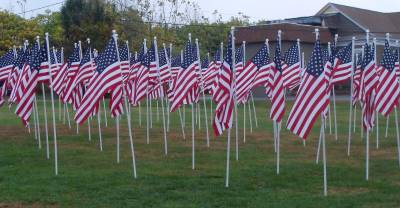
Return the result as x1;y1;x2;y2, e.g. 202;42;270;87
0;10;42;55
60;0;144;53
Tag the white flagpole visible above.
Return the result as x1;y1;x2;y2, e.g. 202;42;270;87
188;33;195;169
165;44;172;132
65;103;71;128
248;96;253;133
347;37;356;156
394;107;400;167
365;30;370;181
322;116;328;196
37;37;50;154
332;34;339;141
276;30;282;174
226;27;236;187
361;46;365;139
75;41;83;135
143;39;150;144
45;32;59;175
86;38;92;142
297;39;306;147
327;42;332;135
195;38;210;147
250;91;258;128
113;30;137;178
102;97;108;127
242;41;247;144
154;37;168;155
373;37;379;149
354;103;357;133
385;115;389;138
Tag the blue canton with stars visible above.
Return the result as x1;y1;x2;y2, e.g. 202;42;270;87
182;40;195;69
29;42;41;71
273;39;283;72
143;44;155;69
68;46;80;67
381;40;396;72
0;50;15;68
284;43;299;66
361;43;374;71
80;47;92;67
335;42;352;64
94;38;118;73
235;45;244;64
201;55;209;69
223;33;233;70
213;49;221;62
306;39;325;77
171;55;181;67
158;47;168;66
251;44;270;69
118;44;129;62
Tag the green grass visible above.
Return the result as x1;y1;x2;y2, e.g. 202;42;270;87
1;98;400;207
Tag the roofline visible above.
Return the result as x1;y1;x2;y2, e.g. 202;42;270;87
235;22;330;29
316;3;368;32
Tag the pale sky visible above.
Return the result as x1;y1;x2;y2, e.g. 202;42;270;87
1;0;400;21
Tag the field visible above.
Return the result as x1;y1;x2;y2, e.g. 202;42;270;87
1;98;400;207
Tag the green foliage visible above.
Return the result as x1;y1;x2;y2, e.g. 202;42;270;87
0;10;42;55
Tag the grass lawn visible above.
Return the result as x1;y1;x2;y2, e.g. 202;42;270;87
1;98;400;207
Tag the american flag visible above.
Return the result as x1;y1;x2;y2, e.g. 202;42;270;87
7;49;24;101
359;43;378;130
236;43;270;103
127;44;145;82
0;50;15;81
200;55;209;88
374;40;399;117
286;38;330;139
119;43;130;78
395;49;399;79
15;42;41;126
212;32;235;136
9;48;31;104
170;40;198;112
158;47;170;83
270;39;285;123
75;47;94;85
167;55;182;101
203;50;219;93
235;44;244;74
37;44;52;83
330;42;353;88
130;44;154;105
62;46;81;104
282;43;301;90
352;54;362;105
75;37;122;124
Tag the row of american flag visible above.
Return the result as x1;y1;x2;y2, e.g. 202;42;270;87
0;30;399;140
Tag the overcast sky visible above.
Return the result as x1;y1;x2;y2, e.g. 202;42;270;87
1;0;400;21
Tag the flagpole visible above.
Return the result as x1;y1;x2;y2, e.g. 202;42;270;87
373;37;379;149
166;43;172;132
45;32;58;175
102;97;108;127
178;49;186;140
276;30;282;174
332;34;338;141
37;36;50;155
365;29;370;181
188;33;196;170
143;38;150;144
113;30;137;178
134;51;142;127
396;39;400;167
86;38;92;142
226;27;236;187
327;42;332;135
347;37;356;156
195;38;210;147
32;96;39;147
297;38;306;147
242;41;247;144
385;115;389;138
361;45;365;139
154;37;168;155
250;90;258;128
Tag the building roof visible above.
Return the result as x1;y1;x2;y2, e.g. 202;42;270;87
235;23;332;44
317;3;400;36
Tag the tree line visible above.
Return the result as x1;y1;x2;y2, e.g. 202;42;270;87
0;0;255;56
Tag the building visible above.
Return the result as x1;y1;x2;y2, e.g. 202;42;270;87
235;3;400;95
